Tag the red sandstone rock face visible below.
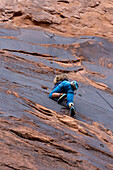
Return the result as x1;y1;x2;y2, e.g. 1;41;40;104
0;1;113;170
0;0;113;40
0;26;113;169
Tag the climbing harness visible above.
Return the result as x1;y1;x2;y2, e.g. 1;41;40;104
44;32;113;110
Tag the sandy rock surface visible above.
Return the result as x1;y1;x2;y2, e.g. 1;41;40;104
0;0;113;170
0;0;113;40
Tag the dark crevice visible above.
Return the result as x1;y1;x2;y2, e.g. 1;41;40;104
56;59;81;64
32;20;51;27
13;11;23;17
10;130;50;143
51;143;78;154
90;2;100;8
3;49;54;58
3;164;18;170
43;153;77;167
21;97;53;116
21;14;51;27
25;14;51;25
85;144;113;158
58;0;69;3
60;14;66;18
74;68;83;72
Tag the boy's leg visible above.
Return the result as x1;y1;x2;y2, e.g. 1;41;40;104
57;93;67;104
67;93;76;117
67;93;74;107
69;104;76;117
49;85;62;99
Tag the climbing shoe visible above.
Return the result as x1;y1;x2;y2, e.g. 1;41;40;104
70;105;76;117
57;93;67;104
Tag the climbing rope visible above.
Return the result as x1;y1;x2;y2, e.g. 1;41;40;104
44;32;113;110
45;32;56;75
64;49;113;110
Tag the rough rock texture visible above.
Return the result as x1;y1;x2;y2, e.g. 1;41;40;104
0;26;113;169
0;0;113;170
0;0;113;40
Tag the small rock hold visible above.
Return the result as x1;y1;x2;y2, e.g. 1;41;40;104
78;94;82;97
41;86;48;90
90;1;100;8
100;144;104;147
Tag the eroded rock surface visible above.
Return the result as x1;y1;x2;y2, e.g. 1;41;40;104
0;0;113;169
0;25;113;169
0;0;113;40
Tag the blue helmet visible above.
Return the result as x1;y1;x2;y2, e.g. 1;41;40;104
70;81;78;90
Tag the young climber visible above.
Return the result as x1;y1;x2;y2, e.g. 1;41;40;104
49;74;78;117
